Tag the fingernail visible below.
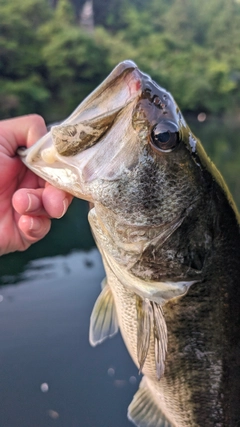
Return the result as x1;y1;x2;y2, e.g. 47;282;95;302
29;217;42;233
57;198;68;219
26;193;41;213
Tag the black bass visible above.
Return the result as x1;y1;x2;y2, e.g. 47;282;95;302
18;61;240;427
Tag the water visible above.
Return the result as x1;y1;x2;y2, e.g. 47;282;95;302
0;243;140;427
0;117;239;427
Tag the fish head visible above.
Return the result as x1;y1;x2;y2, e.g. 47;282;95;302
19;60;142;202
18;60;224;224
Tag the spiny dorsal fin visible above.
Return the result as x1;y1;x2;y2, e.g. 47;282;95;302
136;296;168;380
128;377;172;427
89;281;118;346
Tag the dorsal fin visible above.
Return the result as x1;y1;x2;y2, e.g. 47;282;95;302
89;280;118;346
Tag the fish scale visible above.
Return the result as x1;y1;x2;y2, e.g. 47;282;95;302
18;60;240;427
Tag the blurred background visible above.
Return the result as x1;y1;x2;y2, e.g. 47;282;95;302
1;0;240;426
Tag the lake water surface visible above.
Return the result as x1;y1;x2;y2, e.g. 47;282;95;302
0;118;239;427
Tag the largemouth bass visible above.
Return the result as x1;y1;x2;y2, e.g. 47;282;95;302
18;61;240;427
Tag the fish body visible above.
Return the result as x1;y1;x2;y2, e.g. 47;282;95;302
18;61;240;427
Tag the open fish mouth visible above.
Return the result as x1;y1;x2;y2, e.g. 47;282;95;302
18;60;143;200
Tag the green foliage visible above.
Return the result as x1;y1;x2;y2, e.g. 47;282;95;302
55;0;76;24
92;0;129;30
0;75;50;117
41;25;110;120
0;0;49;79
37;0;110;120
1;0;240;120
0;0;52;118
0;0;109;120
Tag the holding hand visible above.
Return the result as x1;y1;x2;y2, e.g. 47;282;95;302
0;115;73;255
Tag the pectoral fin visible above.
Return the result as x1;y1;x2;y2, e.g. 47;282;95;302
136;296;152;373
128;377;172;427
136;296;167;380
89;281;118;346
152;303;168;380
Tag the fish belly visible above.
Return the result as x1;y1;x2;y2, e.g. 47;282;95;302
104;264;193;427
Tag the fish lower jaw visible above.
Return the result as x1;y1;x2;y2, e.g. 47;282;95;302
25;161;93;201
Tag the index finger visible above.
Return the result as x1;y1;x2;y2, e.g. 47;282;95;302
0;114;47;156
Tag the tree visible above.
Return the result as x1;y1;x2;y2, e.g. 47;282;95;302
38;0;111;121
0;0;51;118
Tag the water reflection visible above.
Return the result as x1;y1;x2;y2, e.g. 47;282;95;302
40;383;49;393
189;117;240;209
0;198;94;281
0;249;139;427
48;410;60;420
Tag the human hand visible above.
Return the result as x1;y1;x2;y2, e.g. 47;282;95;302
0;115;73;255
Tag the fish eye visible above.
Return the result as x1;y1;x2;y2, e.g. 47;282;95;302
150;122;180;152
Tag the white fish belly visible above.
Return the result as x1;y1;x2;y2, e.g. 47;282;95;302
104;264;193;427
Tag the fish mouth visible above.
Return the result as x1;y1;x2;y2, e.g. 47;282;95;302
18;60;143;201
